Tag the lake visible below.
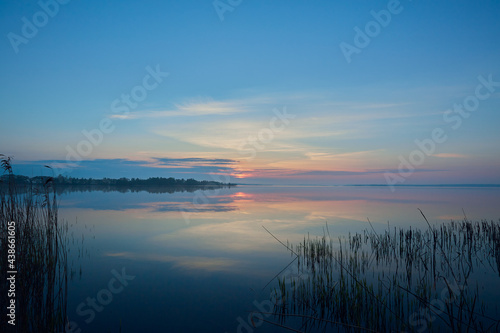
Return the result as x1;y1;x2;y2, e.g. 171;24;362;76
57;185;500;332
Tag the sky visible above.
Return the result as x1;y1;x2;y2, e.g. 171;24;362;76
1;0;499;185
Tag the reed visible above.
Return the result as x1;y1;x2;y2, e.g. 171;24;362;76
0;155;69;332
270;216;500;332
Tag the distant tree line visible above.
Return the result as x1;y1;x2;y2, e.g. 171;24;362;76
0;174;233;188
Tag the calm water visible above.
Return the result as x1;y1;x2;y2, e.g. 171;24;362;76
58;185;500;332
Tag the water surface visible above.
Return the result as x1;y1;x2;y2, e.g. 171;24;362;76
58;185;500;332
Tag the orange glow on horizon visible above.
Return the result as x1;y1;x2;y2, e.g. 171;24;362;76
233;173;249;179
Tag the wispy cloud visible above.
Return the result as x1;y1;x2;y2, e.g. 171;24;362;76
250;168;446;178
433;153;468;158
305;150;385;161
155;157;237;166
111;98;248;119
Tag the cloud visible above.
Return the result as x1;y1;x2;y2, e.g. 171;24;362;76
154;157;237;166
433;153;468;158
292;170;381;176
143;94;428;156
305;150;384;161
16;157;240;179
265;168;446;178
110;98;248;119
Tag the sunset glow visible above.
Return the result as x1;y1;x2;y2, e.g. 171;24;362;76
1;1;499;186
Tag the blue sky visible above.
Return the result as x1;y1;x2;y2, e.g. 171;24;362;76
1;0;499;184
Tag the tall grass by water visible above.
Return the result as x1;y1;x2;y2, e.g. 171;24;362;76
0;155;69;332
270;214;500;332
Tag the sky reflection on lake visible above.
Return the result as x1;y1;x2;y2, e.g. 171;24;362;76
58;185;500;332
